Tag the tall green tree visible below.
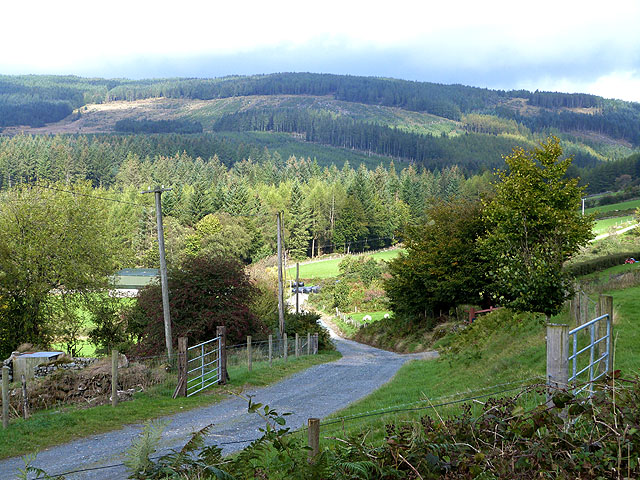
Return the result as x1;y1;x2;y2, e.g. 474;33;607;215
385;199;487;324
0;182;119;357
287;182;311;259
480;137;594;318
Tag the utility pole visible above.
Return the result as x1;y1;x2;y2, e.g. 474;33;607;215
277;212;285;338
142;186;173;360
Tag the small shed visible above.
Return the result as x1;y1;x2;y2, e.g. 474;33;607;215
13;351;64;381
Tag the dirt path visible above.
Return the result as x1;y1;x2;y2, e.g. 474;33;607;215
0;332;437;479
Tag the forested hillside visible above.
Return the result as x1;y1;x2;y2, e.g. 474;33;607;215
1;73;639;175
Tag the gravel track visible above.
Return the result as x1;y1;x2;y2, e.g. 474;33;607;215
0;325;437;479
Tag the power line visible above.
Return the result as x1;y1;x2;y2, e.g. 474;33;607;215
29;182;147;207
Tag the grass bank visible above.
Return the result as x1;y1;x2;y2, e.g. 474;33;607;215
0;351;340;459
322;278;640;445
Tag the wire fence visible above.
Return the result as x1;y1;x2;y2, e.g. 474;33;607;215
225;334;316;367
46;377;548;479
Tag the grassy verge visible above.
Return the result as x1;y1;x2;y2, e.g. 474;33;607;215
0;350;340;459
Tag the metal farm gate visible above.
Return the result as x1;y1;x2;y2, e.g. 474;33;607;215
568;313;611;396
187;336;221;397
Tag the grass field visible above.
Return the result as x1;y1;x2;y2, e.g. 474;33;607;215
332;311;392;337
287;248;403;280
593;215;635;235
585;198;640;216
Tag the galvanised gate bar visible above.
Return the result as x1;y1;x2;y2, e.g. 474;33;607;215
187;336;221;397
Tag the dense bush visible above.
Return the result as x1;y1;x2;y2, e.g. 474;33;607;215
280;311;333;351
131;255;266;355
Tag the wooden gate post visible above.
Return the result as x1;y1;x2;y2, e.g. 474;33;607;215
217;326;229;384
176;337;188;397
268;335;273;367
598;295;614;375
2;366;9;428
546;323;569;404
295;333;300;358
307;332;311;356
308;418;320;463
314;333;319;354
111;349;118;407
247;336;252;372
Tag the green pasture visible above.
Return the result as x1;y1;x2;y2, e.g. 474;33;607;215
585;197;640;216
287;248;403;280
332;311;392;337
593;215;635;235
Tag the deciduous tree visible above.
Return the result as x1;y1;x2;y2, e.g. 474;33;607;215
480;137;594;318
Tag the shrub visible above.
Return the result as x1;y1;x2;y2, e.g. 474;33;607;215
130;255;266;355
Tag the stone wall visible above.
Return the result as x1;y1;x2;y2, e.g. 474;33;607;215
34;358;98;378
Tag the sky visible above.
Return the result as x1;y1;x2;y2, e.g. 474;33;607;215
3;0;640;101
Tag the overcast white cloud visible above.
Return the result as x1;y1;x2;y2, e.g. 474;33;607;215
3;0;640;101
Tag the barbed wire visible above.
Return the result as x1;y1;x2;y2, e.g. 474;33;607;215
48;378;544;478
319;378;545;428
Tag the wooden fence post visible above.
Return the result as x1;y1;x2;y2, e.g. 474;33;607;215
247;336;252;372
546;323;569;404
21;374;29;418
217;326;228;384
2;366;9;428
314;334;318;354
599;295;614;375
283;333;288;361
111;349;118;407
308;418;320;463
295;333;299;358
307;332;311;356
176;337;188;398
570;292;580;326
268;335;273;367
580;292;588;327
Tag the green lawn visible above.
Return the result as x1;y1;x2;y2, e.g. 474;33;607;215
287;248;403;280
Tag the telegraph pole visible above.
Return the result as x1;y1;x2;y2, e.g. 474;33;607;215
277;212;285;338
142;186;173;360
295;262;300;314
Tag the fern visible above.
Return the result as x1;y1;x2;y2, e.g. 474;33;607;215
124;420;168;478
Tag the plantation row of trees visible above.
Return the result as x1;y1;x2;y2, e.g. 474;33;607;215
212;108;577;171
